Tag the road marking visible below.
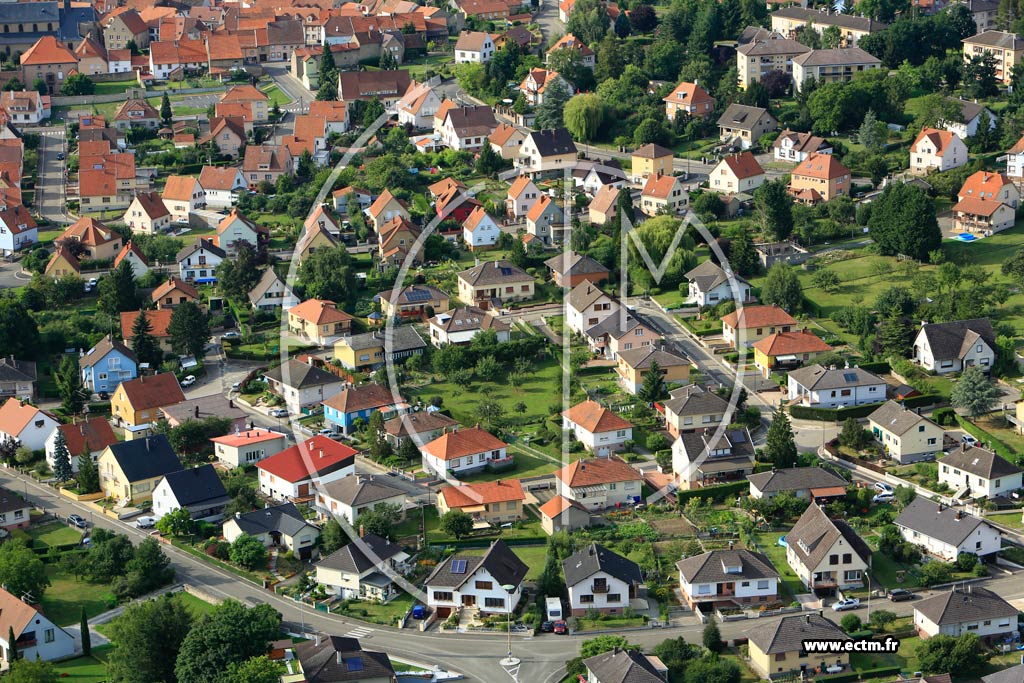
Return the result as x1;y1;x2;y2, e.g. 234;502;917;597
344;626;374;639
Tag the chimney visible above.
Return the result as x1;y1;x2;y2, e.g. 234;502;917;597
806;614;811;623
337;651;343;665
234;511;241;519
359;524;365;538
729;540;734;550
229;399;234;408
319;449;324;458
315;633;321;646
194;405;200;419
956;510;962;520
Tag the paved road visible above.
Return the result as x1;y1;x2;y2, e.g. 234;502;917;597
36;125;72;225
534;0;562;49
264;63;311;114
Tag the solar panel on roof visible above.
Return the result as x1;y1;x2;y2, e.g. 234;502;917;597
451;559;468;574
405;289;433;302
842;372;858;382
344;657;363;671
500;267;513;276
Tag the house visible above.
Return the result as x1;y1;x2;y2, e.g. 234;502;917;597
316;475;407;526
110;373;184;437
630;143;674;183
792;47;882;90
176;238;225;283
664;80;715;120
152;464;230;522
676;549;780;610
640;173;687;217
771;6;885;45
263;359;346;416
421;426;510;477
1003;133;1024;188
0;203;37;257
736;37;812;88
785;502;871;592
583;648;668;683
397;81;441;129
119;309;174;354
159;395;247;432
457;259;534;308
747;467;849;500
292;635;396;683
721;305;797;348
366;189;410;232
425;539;528;617
488;123;527;160
616;347;691;395
524;193;566;244
962;30;1024;84
942;98;997;140
20;36;77;95
518;68;573;106
112;98;159;132
563;543;641;616
198;166;246;209
308;100;350;136
938;444;1023;498
0;587;75;665
97;435;183;503
439;105;497;151
661;384;731;438
333;326;425;373
788;364;886;409
44;245;79;280
0;90;47;126
566;281;619;336
338;70;412;108
0;398;58;451
545;252;609;288
555;456;643;510
515;128;577;177
151;277;198;310
0;358;35;401
377;215;421;267
895;497;1001;562
295;223;340;263
215;209;266;255
746;613;851;678
718;104;778;150
773;129;832;163
323;383;404;436
546;32;594;69
463;206;502;250
162;175;205;223
74;35;108;76
539;495;592;535
79;334;137;395
242;145;293;189
248;269;296;312
383;411;458;449
751;329;832;378
428;307;511;346
959;170;1019;208
304;205;343;239
910;128;967;175
287;299;354;347
222;502;321;560
585;314;661;360
102;8;149;50
584;183;617;226
789;153;851;204
912;318;995;374
914;585;1018;639
0;488;30;530
562;400;633;457
867;401;945;464
113;240;149;278
378;284;449;322
711;152;765;194
211;428;288;469
672;428;756;490
316;532;410;602
59;217;121;262
952;196;1016;234
685;260;752;308
454;30;495;63
505;175;542;218
437;479;525;525
218;84;270;122
257;436;357;503
123;191;172;235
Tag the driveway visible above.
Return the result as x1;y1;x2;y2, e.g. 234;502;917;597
35;125;72;225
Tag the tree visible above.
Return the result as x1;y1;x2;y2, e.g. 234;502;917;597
321;519;347;554
6;660;57;683
7;625;16;662
1001;246;1024;284
362;97;385;128
839;417;871;451
32;78;47;94
51;429;73;483
107;594;192;683
964;53;999;99
98;260;139;316
120;537;174;597
916;633;986;676
440;509;473;539
765;408;798;468
0;298;39;360
868;183;942;260
80;607;91;656
754;180;794;241
536;547;566;599
630;3;658;32
156;507;195;536
810;268;840;293
296;246;357;306
563;94;607;142
729;228;758;277
60;73;94;96
356;502;402;540
0;541;49;601
317;48;338;101
870;609;897;631
614;11;631;37
229;533;268;570
174;600;282;683
476;141;502;176
168;301;210;359
702;622;723;653
913;93;964;131
160;92;172;124
76;451;99;493
761;263;803;312
216;242;262;301
638;360;667;403
226;656;281;683
841;614;862;632
652;637;698;675
55;354;86;416
858;109;888;155
535;77;571;129
951;365;1000;418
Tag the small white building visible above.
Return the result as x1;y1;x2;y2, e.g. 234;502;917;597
562;543;642;616
786;364;886;409
151;464;230;522
910;128;967;175
566;281;619;337
561;400;633;457
428;307;511;346
210;428;288;469
454;31;495;63
0;398;59;452
0;587;75;665
554;456;643;510
914;586;1017;639
912;318;995;375
177;238;225;283
424;539;527;617
462;206;501;250
867;401;945;464
937;445;1023;499
315;474;407;526
420;426;510;477
316;532;410;602
505;175;541;218
676;549;780;610
222;502;321;560
894;498;1001;562
685;260;751;308
785;503;871;592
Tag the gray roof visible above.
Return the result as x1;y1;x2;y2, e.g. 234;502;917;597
983;663;1024;683
894;497;999;548
737;38;811;56
717;104;775;132
342;325;425;354
662;384;730;418
583;648;663;683
786;503;872;571
955;98;992;124
914;586;1017;626
430;307;510;334
585;315;652;342
544;251;609;277
527;128;576;157
264;360;344;390
787;364;884;391
295;636;395;683
746;467;848;494
384;411;458;438
425;539;527;589
160;395;247;424
562;543;643;587
867;400;939;436
739;26;783;44
248;268;293;306
938;445;1022;480
677;429;755;463
159;464;229;509
616;346;690;370
771;6;887;31
568;281;615;312
917;318;995;362
317;533;406;574
964;30;1024;49
176;238;225;263
229;502;318;538
318;475;405;507
746;613;849;655
0;1;59;22
685;260;747;294
105;435;183;483
792;47;881;67
458;260;532;286
79;335;137;370
0;358;36;384
675;549;779;584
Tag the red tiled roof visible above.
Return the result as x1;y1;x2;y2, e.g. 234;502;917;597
751;329;831;356
562;400;633;434
958;171;1013;201
289;299;354;325
642;173;679;200
720;152;764;180
322;384;397;414
539;494;588;518
58;418;117;456
116;373;184;411
793;153;850;180
211;428;285;448
439;479;525;508
555;456;641;487
120;309;173;339
911;127;958;157
256;436;356;483
151;277;198;303
721;305;797;330
422;426;507;461
20;37;76;66
663;80;714;108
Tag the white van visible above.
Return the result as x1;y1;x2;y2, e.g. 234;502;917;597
545;597;562;622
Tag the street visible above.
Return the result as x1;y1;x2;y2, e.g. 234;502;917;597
35;125;71;225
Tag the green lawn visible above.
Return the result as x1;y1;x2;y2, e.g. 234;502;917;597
851;635;923;673
462;544;548;580
25;521;84;547
52;644;112;683
333;592;414;626
752;532;803;601
987;511;1024;530
456;447;560;482
91;80;139;96
261;85;294;107
575;615;646;631
40;565;117;626
404;53;454;80
176;591;217;618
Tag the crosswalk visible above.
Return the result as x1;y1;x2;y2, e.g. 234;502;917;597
40;130;65;137
343;625;373;639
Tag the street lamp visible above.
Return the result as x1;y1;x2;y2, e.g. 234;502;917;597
500;583;519;667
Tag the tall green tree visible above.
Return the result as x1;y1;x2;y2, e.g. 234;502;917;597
107;594;192;683
80;607;91;656
754;180;794;241
356;502;402;540
160;92;172;124
76;450;99;493
296;246;357;306
728;228;757;277
638;360;667;402
215;242;262;301
55;354;86;415
440;509;473;539
0;297;40;359
563;94;606;142
7;625;16;662
0;541;49;602
362;97;385;128
535;77;571;130
760;263;803;312
226;656;281;683
51;429;73;483
316;48;338;101
174;600;282;683
98;260;139;316
765;408;798;468
702;621;724;653
7;660;58;683
950;365;1000;419
130;310;163;367
167;301;210;359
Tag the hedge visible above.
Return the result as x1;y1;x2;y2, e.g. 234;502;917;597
677;480;748;504
430;538;548;549
817;667;901;683
901;394;942;408
857;361;891;374
954;414;1016;462
932;407;956;426
790;402;886;421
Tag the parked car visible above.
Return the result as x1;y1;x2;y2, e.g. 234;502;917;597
231;382;240;391
888;589;915;602
135;516;157;529
56;152;65;161
553;620;567;635
826;665;844;674
67;514;88;529
832;598;861;611
961;434;978;447
872;492;895;504
540;621;554;633
318;428;335;437
222;331;241;339
269;408;289;418
180;375;196;387
873;482;894;494
411;605;426;619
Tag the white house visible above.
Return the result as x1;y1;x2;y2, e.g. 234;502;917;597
428;307;511;346
210;428;289;469
941;99;996;140
914;586;1017;639
676;549;780;610
505;175;541;218
215;209;264;255
554;456;643;510
424;539;528;617
562;543;642;616
910;128;967;175
162;175;205;223
198;166;246;210
773;129;832;163
0;398;59;452
454;31;495;63
256;436;357;501
0;206;38;256
912;318;995;375
710;152;765;194
316;532;410;602
263;359;346;416
0;587;75;665
685;260;751;308
566;281;619;336
785;503;871;592
176;238;225;283
561;400;633;457
397;81;442;129
420;426;511;478
222;502;321;560
315;474;407;526
462;206;501;250
867;401;945;464
937;445;1024;498
151;464;230;522
672;428;756;490
786;364;886;409
894;498;1001;562
45;419;117;473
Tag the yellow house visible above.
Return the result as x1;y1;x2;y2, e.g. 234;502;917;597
97;434;183;503
294;223;340;263
867;400;945;464
747;613;851;678
110;373;185;438
751;329;832;378
287;299;354;346
616;347;691;395
44;245;81;279
367;189;410;232
436;480;525;525
630;143;674;183
378;284;450;321
962;30;1024;85
334;326;426;372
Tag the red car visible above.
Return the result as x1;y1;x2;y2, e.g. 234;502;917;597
553;620;567;635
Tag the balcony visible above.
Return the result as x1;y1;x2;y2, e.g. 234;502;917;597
592;583;610;594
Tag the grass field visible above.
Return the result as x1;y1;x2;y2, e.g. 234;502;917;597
26;521;83;547
334;592;415;625
752;532;803;600
52;644;113;683
575;615;646;631
261;85;293;107
40;565;117;626
176;591;217;618
456;447;560;481
462;544;548;580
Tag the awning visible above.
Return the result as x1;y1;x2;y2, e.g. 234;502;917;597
195;277;217;284
775;355;798;362
462;505;486;513
810;486;847;498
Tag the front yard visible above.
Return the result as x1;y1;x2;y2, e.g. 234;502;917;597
40;564;117;626
751;532;804;601
23;520;84;547
332;592;415;626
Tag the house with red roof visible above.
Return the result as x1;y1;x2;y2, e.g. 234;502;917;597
555;456;643;510
545;33;594;68
664;80;715;120
539;495;592;535
219;84;270;122
721;305;797;348
109;372;184;437
113;240;149;278
788;153;851;204
123;191;171;235
462;206;501;250
957;170;1019;208
710;152;765;194
120;308;175;352
287;299;354;346
436;479;525;525
322;382;410;435
162;175;205;223
257;435;357;501
952;196;1017;235
420;426;511;477
640;173;686;217
752;329;832;377
20;37;77;95
562;400;633;456
45;418;118;472
211;427;289;468
151;277;199;310
910;127;967;175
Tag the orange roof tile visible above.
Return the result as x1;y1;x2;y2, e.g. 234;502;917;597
120;309;174;339
721;305;797;330
256;436;356;483
958;171;1014;201
663;80;714;108
562;400;633;434
115;372;184;411
422;426;507;461
642;172;679;200
751;329;831;356
911;127;959;157
58;418;117;456
289;299;354;325
439;479;525;508
151;276;198;303
953;196;1006;217
20;36;77;66
555;456;641;487
538;494;588;518
719;152;764;180
162;175;202;202
0;398;53;436
793;152;850;180
211;427;285;448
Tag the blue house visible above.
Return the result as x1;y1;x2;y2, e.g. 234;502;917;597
322;383;402;436
79;335;138;395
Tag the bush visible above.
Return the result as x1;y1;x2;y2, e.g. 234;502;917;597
677;481;747;504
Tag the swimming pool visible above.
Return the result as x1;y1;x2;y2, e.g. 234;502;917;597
955;233;978;242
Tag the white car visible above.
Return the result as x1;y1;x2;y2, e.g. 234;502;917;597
318;428;335;437
832;598;861;611
231;382;240;391
269;408;288;418
961;434;978;447
873;482;894;494
135;516;157;529
873;492;895;504
180;375;196;387
826;665;844;674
